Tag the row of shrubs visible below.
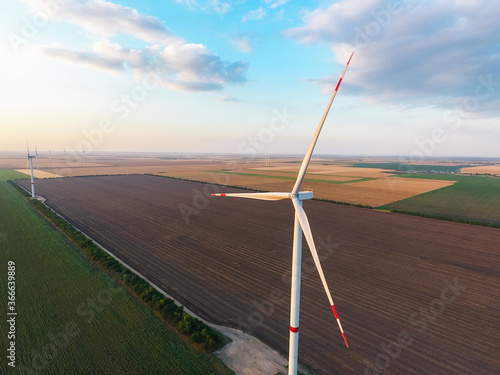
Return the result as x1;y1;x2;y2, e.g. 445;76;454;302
314;197;373;209
390;209;500;229
9;181;225;350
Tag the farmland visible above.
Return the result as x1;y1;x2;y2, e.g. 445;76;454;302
0;153;462;207
0;181;234;374
17;175;500;375
378;174;500;226
154;162;456;207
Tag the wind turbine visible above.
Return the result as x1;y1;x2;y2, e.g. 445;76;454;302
212;52;353;375
26;144;36;198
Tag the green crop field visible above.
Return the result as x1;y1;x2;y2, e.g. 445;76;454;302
0;170;29;181
377;174;500;226
0;181;234;375
351;162;469;173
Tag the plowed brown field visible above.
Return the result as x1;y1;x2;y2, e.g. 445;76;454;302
17;175;500;375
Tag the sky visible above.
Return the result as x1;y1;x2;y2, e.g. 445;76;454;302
1;0;499;158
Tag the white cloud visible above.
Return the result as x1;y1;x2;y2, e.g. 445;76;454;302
285;0;500;111
231;35;253;53
174;0;233;14
216;95;241;102
207;0;232;14
40;43;125;74
242;7;265;22
39;40;157;74
158;43;248;91
264;0;290;9
41;40;248;92
19;0;179;44
22;0;248;92
285;0;381;44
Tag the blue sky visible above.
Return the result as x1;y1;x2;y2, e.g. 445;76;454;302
1;0;499;158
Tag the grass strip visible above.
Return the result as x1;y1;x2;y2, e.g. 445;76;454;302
0;169;30;181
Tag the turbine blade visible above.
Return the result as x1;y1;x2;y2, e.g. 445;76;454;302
212;192;289;201
291;197;349;347
291;52;354;195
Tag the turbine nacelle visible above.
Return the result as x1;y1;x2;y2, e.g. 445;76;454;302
295;191;313;201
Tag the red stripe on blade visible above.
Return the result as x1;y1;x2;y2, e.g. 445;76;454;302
332;305;339;319
290;326;299;333
347;52;354;65
335;78;343;92
342;333;349;348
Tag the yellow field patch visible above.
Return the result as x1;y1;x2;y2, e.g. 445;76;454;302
304;177;457;207
461;165;500;175
307;166;392;179
16;169;63;179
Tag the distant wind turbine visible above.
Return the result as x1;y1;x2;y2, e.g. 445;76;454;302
26;143;36;198
213;53;354;374
35;146;39;169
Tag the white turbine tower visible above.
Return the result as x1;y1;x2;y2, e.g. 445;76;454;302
26;144;36;198
213;53;353;374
